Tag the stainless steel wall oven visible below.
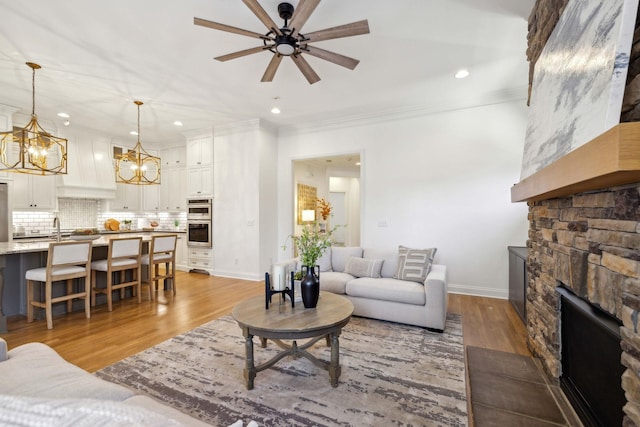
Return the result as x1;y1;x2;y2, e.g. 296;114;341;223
187;198;212;247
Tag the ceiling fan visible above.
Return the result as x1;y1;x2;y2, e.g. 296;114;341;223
194;0;370;84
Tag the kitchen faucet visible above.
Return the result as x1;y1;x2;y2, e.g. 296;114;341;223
53;217;61;242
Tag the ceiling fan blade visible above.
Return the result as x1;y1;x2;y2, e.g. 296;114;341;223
289;0;321;38
303;45;360;70
215;45;271;62
292;54;320;84
261;54;283;82
194;17;270;40
241;0;282;35
303;20;370;43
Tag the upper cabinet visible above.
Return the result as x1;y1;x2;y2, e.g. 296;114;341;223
162;146;186;168
56;135;116;199
187;136;213;168
12;174;57;210
161;167;187;211
111;183;140;211
186;132;214;197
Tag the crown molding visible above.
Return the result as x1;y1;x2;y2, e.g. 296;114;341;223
278;85;529;136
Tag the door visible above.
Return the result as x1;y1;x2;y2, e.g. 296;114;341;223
329;192;346;246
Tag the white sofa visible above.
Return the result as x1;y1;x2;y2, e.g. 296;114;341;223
0;338;255;427
274;246;448;332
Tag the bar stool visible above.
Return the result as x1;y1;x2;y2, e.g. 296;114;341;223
141;234;177;301
26;241;93;329
91;236;142;311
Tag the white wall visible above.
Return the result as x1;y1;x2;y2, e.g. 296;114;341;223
277;101;529;298
213;121;278;280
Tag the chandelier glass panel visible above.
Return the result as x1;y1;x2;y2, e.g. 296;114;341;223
115;101;161;185
0;62;68;175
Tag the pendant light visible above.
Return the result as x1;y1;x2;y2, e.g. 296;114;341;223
115;101;161;185
0;62;68;175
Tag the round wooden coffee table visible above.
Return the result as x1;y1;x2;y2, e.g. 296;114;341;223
232;291;354;390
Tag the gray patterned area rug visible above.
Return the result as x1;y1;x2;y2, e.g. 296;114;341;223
96;314;467;427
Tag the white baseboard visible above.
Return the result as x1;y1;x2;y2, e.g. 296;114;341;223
447;283;508;300
212;269;262;281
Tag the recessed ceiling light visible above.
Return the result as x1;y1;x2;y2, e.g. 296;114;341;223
454;69;470;79
173;121;183;126
271;107;281;114
57;112;70;118
130;131;138;136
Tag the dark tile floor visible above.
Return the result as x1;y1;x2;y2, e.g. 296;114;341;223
467;346;582;426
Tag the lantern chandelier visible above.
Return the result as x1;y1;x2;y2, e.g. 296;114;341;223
115;100;161;185
0;62;68;175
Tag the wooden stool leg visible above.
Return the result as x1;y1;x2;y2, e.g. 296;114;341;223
66;279;73;313
171;262;176;295
119;271;125;299
45;280;53;330
27;280;34;323
135;268;141;303
84;277;91;320
91;270;97;307
106;271;113;312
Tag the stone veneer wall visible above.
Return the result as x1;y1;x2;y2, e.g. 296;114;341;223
527;183;640;425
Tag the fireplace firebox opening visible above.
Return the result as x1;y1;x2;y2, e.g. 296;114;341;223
557;285;625;427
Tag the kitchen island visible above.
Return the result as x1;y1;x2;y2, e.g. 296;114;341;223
0;233;177;332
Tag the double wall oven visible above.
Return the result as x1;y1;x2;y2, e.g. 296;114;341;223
187;198;212;247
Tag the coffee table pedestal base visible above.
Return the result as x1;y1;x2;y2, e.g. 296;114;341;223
241;329;343;390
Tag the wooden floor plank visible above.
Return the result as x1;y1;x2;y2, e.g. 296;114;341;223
1;272;529;374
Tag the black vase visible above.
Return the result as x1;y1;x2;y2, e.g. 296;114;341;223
300;265;320;308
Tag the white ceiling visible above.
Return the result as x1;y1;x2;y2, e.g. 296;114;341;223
0;0;534;147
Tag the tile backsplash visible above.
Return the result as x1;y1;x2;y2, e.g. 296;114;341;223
13;198;186;235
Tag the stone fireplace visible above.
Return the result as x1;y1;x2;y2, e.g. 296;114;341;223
526;183;638;425
511;119;640;427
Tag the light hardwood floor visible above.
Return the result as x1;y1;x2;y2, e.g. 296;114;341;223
1;270;530;373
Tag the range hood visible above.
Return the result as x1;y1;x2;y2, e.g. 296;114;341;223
56;135;116;199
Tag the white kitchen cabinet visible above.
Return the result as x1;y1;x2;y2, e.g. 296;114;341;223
186;136;213;167
12;174;56;210
111;183;140;211
162;146;186;168
160;167;187;211
142;184;160;211
187;167;213;197
175;234;188;270
188;247;213;271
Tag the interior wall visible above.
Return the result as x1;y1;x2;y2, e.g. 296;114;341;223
277;101;529;298
213;122;278;281
329;176;361;246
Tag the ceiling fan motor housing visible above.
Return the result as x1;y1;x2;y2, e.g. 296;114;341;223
278;2;294;21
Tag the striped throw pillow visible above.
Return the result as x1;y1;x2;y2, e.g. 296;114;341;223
394;246;437;283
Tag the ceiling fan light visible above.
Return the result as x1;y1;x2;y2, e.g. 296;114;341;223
275;42;295;56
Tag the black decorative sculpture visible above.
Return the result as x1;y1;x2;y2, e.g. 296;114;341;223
265;271;295;309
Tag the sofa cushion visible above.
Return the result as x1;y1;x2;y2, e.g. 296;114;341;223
331;247;363;272
345;277;426;306
0;343;134;401
394;246;437;283
317;247;332;272
344;256;384;278
0;394;184;427
362;248;398;278
319;271;354;294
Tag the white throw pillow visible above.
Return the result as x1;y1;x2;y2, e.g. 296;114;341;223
344;256;384;278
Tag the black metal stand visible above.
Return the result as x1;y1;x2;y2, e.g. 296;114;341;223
265;271;295;309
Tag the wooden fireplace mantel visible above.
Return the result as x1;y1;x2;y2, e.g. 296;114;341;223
511;122;640;202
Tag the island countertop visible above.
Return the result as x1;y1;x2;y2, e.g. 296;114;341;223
0;232;181;256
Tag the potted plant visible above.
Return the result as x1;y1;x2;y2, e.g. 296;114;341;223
283;216;337;308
